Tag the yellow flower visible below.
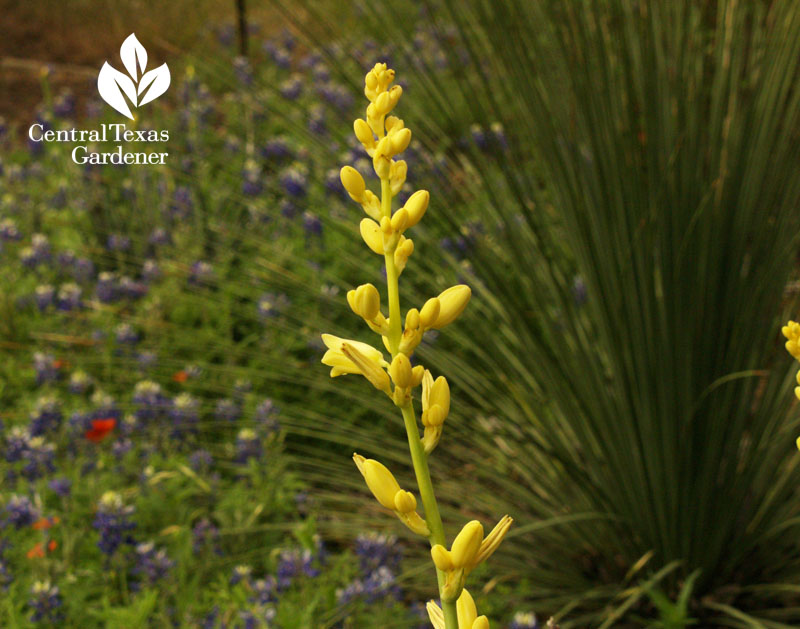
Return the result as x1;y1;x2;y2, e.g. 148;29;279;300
427;589;491;629
432;285;472;329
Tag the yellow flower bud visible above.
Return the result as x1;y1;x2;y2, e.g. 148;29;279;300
393;489;416;513
457;589;478;629
374;91;392;116
356;283;380;320
391;208;409;233
374;154;391;180
385;116;403;132
360;218;384;254
405;308;420;331
380;215;392;234
390;128;412;155
451;520;484;568
362;459;402;510
419;297;441;328
354;118;374;148
389;353;413;388
394;238;414;272
403;190;430;228
473;616;490;629
390;160;408;195
387;85;403;108
429;376;451;417
430;544;454;572
432;285;471;329
340;166;365;200
411;365;425;387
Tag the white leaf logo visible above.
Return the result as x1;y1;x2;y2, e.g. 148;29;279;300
97;33;170;120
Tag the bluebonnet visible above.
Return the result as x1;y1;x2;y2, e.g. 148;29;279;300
572;275;588;306
189;448;213;471
57;282;82;310
264;41;291;69
29;581;62;624
338;533;402;604
107;234;131;252
251;576;277;604
192;518;220;553
5;426;30;462
279;75;303;100
261;137;293;161
215;398;241;422
131;541;173;587
112;438;134;458
95;272;118;303
233;56;253;85
34;284;55;310
280;165;308;198
115;323;139;345
21;437;55;480
171;393;199;430
72;257;95;283
303;211;323;239
93;491;136;556
29;397;62;436
48;477;72;497
255;398;280;432
52;89;76;118
308;105;326;135
148;227;172;247
142;259;161;282
68;370;92;394
33;352;59;385
230;564;253;586
316;82;354;111
235;429;262;463
242;160;263;197
510;612;539;629
275;545;322;590
170;186;194;219
3;494;39;528
239;606;276;629
257;292;289;319
118;276;148;300
0;218;21;241
189;261;214;286
133;381;170;422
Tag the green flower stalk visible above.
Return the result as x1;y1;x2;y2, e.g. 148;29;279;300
320;63;512;629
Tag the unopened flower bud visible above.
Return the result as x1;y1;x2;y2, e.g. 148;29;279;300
405;308;420;331
356;283;380;320
451;520;483;568
362;459;402;510
360;218;384;254
391;208;409;232
354;119;374;147
420;298;441;328
403;190;430;228
389;353;413;388
457;589;478;629
432;285;471;329
431;544;454;572
390;128;411;154
393;489;416;513
340;166;365;199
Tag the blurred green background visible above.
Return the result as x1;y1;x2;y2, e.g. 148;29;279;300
1;1;799;627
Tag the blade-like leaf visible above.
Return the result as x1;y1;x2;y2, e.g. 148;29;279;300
97;61;137;119
137;63;170;106
120;33;147;81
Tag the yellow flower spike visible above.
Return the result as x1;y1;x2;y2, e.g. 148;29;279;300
468;515;513;573
354;118;375;149
320;334;386;377
393;489;417;513
388;353;413;388
361;458;402;509
360;218;385;254
339;166;365;201
783;320;800;359
391;207;409;233
431;544;455;572
420;297;441;328
341;342;392;394
472;617;490;629
457;589;478;629
432;285;472;329
403;190;430;228
451;520;484;569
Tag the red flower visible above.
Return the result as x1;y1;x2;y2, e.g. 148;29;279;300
27;543;45;559
32;516;60;530
86;418;116;442
172;370;189;383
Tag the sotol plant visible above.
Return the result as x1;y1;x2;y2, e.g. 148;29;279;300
320;63;512;629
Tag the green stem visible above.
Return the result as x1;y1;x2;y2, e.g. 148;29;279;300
381;178;458;629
